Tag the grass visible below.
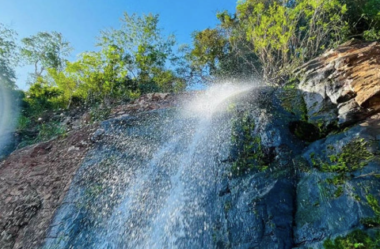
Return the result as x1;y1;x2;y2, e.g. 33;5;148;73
90;106;111;122
17;115;31;130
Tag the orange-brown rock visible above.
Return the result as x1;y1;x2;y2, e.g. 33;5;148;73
296;40;380;126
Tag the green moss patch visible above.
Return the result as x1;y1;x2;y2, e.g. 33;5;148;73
361;195;380;228
321;139;373;173
279;86;308;121
308;138;375;202
311;139;373;187
323;230;380;249
230;112;268;176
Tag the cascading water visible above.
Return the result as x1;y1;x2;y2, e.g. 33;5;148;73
44;84;254;249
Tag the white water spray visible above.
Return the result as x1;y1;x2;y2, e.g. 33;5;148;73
45;82;256;249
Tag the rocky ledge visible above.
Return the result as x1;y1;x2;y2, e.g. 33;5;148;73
295;40;380;127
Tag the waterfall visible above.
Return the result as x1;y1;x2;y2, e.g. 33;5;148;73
44;83;253;249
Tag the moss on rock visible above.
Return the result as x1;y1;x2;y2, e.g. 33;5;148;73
230;112;268;176
279;85;308;122
309;138;374;188
361;194;380;228
321;139;373;173
323;230;380;249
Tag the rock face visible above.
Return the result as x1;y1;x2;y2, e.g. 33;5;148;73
296;40;380;127
0;128;94;249
293;114;380;248
0;41;380;249
109;92;195;118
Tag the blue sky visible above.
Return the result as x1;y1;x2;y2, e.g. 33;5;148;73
0;0;237;90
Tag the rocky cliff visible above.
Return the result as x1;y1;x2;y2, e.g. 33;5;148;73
1;41;380;249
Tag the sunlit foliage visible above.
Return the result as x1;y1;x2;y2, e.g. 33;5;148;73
21;32;72;80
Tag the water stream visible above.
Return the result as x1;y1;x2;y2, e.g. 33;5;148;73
45;84;253;249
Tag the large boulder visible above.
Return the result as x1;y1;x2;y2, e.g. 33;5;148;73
294;114;380;248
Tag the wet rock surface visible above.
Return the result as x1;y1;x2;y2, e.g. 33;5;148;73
293;114;380;248
1;41;380;248
109;92;195;119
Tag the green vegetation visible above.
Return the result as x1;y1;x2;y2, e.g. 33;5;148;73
342;0;380;40
334;186;344;198
310;139;373;189
22;12;186;110
361;194;380;227
1;12;188;147
17;121;67;148
188;0;380;83
310;139;380;204
321;139;373;173
279;83;308;121
367;195;380;216
230;112;267;176
1;0;380;147
323;230;380;248
306;138;379;206
20;32;72;80
89;106;111;123
0;24;18;89
310;139;373;174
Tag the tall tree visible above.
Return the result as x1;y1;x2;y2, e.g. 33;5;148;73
0;24;18;89
98;13;185;93
20;32;72;80
189;0;349;84
236;0;348;82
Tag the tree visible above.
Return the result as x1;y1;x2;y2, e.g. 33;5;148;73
46;44;139;107
24;78;63;115
21;32;72;80
0;24;18;89
340;0;380;40
46;67;77;108
190;28;229;76
189;0;349;84
236;0;348;82
98;12;186;93
188;22;261;82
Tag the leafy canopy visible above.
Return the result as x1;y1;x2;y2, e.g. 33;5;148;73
236;0;348;82
21;32;72;79
0;24;18;89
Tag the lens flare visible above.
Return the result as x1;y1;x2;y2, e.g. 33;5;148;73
0;83;19;158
